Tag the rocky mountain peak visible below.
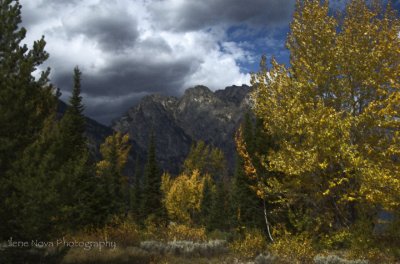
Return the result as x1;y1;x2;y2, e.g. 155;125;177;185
184;85;213;96
112;85;252;174
215;84;251;106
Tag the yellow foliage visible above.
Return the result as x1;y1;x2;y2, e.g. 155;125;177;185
167;223;207;242
250;0;400;215
65;216;141;248
143;214;163;240
96;132;131;177
230;229;267;258
268;234;315;264
162;170;208;224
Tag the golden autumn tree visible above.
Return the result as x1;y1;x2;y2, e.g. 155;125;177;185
246;0;400;236
162;169;210;225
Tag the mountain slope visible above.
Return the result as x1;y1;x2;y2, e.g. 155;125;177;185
112;85;252;174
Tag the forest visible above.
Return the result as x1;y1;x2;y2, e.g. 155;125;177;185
0;0;399;263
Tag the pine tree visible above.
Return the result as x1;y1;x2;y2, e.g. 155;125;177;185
0;0;54;175
8;117;63;240
0;0;56;240
208;181;230;231
7;68;96;238
231;154;263;229
231;113;265;229
130;155;142;219
199;175;214;229
55;67;94;231
141;132;163;221
59;66;86;156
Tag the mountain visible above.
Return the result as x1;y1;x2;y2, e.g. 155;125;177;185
57;100;143;166
112;85;252;174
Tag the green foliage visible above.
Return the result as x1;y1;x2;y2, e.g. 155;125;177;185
0;0;56;240
55;67;95;231
141;133;164;221
208;181;231;231
130;155;142;220
231;113;264;229
199;175;214;228
59;67;86;155
4;66;95;240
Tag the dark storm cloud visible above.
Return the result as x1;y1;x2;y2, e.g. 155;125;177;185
83;93;147;125
64;10;139;52
55;55;195;124
55;55;197;124
149;0;295;31
54;56;197;97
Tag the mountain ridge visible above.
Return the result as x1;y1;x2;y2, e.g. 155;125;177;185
112;84;252;174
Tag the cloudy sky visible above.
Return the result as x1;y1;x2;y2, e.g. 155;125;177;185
20;0;399;124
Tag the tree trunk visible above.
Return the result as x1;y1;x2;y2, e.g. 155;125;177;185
263;198;274;242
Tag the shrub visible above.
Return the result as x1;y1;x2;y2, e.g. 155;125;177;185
319;230;352;250
167;223;207;242
142;215;167;241
66;216;141;248
102;217;141;247
268;234;315;264
230;229;267;258
207;229;236;242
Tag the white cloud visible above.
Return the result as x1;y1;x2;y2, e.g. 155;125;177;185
19;0;290;123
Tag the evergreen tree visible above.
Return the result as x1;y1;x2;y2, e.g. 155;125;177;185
130;155;142;219
0;0;55;240
231;113;264;229
242;112;255;154
231;154;263;229
7;68;96;238
56;67;93;228
141;132;163;221
199;175;214;229
208;181;230;231
59;66;86;156
8;117;64;240
0;0;54;174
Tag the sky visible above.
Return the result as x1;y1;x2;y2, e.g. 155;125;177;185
20;0;400;125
